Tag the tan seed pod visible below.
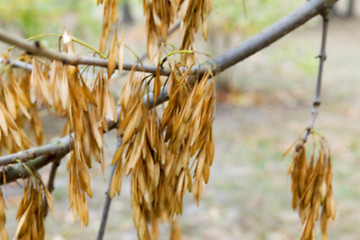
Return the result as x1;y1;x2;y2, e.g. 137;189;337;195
325;192;336;220
300;213;314;240
170;218;181;240
320;208;328;236
0;104;9;136
78;166;93;198
302;176;315;207
154;65;161;101
202;160;210;184
123;105;142;144
107;30;118;78
2;81;17;119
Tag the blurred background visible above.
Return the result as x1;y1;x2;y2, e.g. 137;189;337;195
1;0;360;239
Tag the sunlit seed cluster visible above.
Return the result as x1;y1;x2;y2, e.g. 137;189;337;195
110;66;216;239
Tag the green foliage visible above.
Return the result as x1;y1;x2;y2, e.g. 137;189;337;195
211;0;301;35
0;0;102;41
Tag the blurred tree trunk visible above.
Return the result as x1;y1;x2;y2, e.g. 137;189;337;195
346;0;354;18
333;0;355;18
122;0;134;25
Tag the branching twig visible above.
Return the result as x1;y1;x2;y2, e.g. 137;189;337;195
0;29;169;75
0;86;170;184
301;11;330;143
0;23;181;76
0;0;337;184
0;0;335;77
97;163;117;240
0;153;67;185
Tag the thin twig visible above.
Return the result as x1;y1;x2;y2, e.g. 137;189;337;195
0;0;337;184
301;11;330;143
97;163;117;240
0;58;33;71
97;139;123;240
137;22;181;62
43;158;61;217
0;0;335;78
97;136;122;240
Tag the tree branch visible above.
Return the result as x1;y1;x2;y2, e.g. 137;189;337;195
198;0;335;74
0;152;68;185
0;84;171;184
0;0;335;77
301;11;330;142
0;29;170;75
0;135;74;166
0;0;336;184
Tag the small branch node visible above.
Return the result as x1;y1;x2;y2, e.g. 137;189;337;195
316;54;327;61
34;40;41;49
313;100;321;106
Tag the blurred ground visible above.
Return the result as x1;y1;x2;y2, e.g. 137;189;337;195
2;3;360;240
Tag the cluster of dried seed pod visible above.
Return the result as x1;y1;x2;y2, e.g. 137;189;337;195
285;133;336;240
50;37;113;227
14;174;53;240
0;31;119;234
143;0;212;60
62;73;106;226
110;67;215;239
143;0;177;58
0;55;55;240
180;0;212;52
0;67;33;153
97;0;119;53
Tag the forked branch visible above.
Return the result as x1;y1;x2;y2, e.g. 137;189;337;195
0;0;335;77
0;85;170;184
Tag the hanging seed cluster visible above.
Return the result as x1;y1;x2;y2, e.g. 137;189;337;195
107;27;125;79
14;175;54;240
51;37;117;226
97;0;119;53
285;134;336;240
0;67;33;153
180;0;211;51
143;0;211;59
0;32;119;234
110;67;215;239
